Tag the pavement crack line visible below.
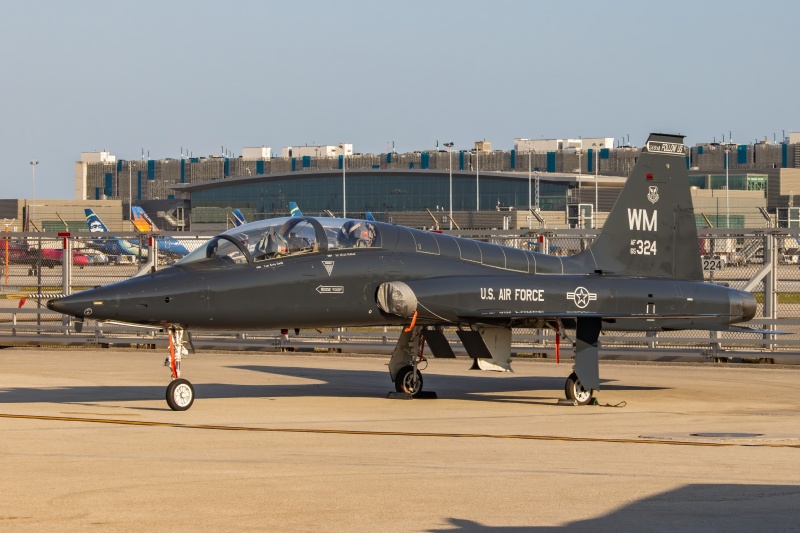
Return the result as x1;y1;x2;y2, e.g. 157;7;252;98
1;413;798;448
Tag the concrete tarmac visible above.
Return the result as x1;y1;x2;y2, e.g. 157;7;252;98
1;348;800;532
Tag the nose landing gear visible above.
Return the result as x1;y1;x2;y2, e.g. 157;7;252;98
394;365;424;396
388;323;431;398
164;326;195;411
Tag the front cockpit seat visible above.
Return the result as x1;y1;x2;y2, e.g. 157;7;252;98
255;229;288;259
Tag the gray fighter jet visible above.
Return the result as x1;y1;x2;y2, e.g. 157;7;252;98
48;133;757;410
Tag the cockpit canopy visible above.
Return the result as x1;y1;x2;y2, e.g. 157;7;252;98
176;217;381;267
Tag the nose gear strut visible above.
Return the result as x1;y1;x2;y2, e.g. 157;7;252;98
163;325;195;411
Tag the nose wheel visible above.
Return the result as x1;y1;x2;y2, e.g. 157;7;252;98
166;378;195;411
565;372;594;405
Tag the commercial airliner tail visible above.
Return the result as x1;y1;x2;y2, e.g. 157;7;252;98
131;206;157;233
130;206;190;256
232;209;247;227
85;209;111;233
289;202;303;217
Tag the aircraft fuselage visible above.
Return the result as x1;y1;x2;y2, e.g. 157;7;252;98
50;220;755;332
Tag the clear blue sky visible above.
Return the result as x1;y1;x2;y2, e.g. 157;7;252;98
1;0;797;200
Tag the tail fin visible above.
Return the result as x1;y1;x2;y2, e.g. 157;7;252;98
232;209;247;226
85;209;110;233
578;133;702;280
131;206;158;232
289;202;303;217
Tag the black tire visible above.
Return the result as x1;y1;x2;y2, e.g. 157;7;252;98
394;365;423;396
166;378;195;411
565;372;594;406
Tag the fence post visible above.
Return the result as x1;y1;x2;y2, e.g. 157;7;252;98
763;233;777;350
36;235;42;331
646;331;657;349
148;234;158;272
60;233;72;296
60;233;72;335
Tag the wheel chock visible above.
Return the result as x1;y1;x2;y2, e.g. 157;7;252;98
387;392;413;400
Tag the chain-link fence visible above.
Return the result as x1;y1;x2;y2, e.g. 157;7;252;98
2;229;799;356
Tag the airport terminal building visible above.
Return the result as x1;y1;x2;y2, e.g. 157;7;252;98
65;135;800;231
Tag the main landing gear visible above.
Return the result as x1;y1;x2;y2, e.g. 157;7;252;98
164;326;195;411
562;317;601;406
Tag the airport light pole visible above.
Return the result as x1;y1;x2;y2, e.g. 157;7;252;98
128;162;133;227
339;143;347;218
29;159;41;329
593;142;602;228
476;147;480;211
444;141;454;230
576;149;582;202
725;146;730;228
528;150;532;229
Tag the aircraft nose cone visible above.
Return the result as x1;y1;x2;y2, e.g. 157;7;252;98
47;291;116;320
46;297;65;313
47;294;91;318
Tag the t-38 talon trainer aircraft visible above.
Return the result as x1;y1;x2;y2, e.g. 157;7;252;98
49;134;758;411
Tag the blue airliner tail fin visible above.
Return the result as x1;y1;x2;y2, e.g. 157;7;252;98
232;209;247;226
85;209;110;233
289;202;303;217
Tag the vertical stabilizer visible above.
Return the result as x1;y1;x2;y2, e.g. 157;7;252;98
289;202;303;217
577;133;702;280
131;206;158;232
232;209;247;226
85;209;110;233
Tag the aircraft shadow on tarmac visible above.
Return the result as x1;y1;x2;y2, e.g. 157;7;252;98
0;364;666;406
427;484;800;532
229;364;666;403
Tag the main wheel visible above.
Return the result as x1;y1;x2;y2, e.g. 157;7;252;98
166;378;195;411
394;365;424;396
565;372;594;405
